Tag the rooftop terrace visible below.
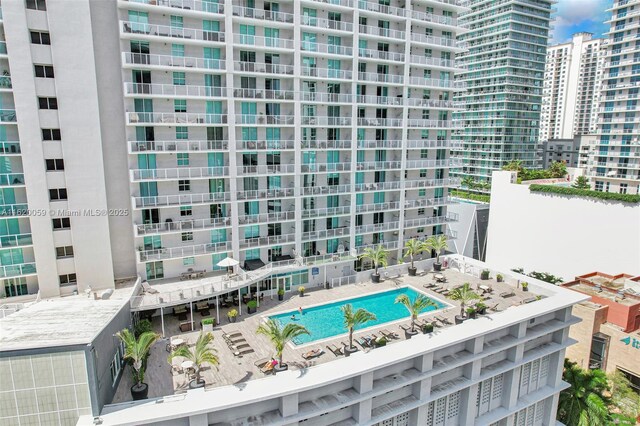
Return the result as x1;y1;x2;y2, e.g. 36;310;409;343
112;265;544;403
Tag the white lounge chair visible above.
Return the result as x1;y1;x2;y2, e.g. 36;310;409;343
142;281;159;294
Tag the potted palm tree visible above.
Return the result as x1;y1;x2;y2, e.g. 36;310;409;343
449;282;481;324
395;294;438;339
425;234;448;271
359;245;388;283
403;238;424;276
341;304;377;356
168;332;219;389
116;329;160;400
256;319;309;372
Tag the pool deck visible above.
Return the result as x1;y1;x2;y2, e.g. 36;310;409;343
112;268;538;403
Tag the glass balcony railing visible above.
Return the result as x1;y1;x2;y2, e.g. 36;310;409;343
0;262;37;278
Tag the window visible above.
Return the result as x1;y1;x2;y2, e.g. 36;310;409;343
173;72;186;85
42;129;61;141
55;246;74;258
110;351;122;386
38;97;58;110
174;99;187;112
620;183;628;194
34;65;54;78
30;31;50;45
180;206;192;216
177;153;189;166
181;232;193;242
183;257;195;266
52;218;71;230
178;180;191;191
176;126;188;140
49;188;68;201
45;159;64;171
26;0;47;10
59;273;77;286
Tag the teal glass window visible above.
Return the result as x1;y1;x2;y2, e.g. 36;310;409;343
176;126;188;139
177;153;189;166
173;72;186;85
171;44;184;57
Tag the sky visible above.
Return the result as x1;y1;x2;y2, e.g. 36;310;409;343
551;0;613;44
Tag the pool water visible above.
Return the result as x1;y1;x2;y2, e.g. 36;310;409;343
269;287;446;345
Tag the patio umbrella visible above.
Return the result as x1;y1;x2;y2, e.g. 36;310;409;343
217;257;239;277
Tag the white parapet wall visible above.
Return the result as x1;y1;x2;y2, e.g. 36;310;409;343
486;171;640;281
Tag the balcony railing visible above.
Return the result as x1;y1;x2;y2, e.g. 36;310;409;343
302;140;352;150
127;112;227;125
130;167;228;181
125;82;226;98
0;109;17;122
300;42;353;56
301;92;353;103
235;114;294;125
302;227;350;241
237;188;295;200
301;66;353;80
233;34;294;49
233;88;294;100
129;140;228;153
357;118;403;127
237;140;295;150
410;55;457;69
302;16;354;32
358;25;405;40
0;142;20;154
135;217;231;236
0;262;37;278
356;161;402;170
0;173;25;186
121;21;225;44
405;178;460;188
238;211;296;225
301;162;352;173
122;52;225;71
0;204;29;217
355;181;401;191
232;5;293;23
405;196;456;209
356;201;400;214
358;1;406;17
404;213;458;228
410;33;457;48
302;205;351;219
237;164;296;174
301;184;351;195
356;221;400;234
239;233;295;249
358;48;405;62
234;62;294;75
301;116;352;126
0;233;33;248
358;72;403;84
410;10;459;27
124;0;224;14
139;241;232;262
132;192;231;208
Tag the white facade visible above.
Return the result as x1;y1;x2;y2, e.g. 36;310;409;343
540;33;604;142
79;255;588;426
1;0;136;299
118;0;464;283
486;171;640;281
585;0;640;195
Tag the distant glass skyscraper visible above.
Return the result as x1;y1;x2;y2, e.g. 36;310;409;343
586;0;640;195
453;0;554;188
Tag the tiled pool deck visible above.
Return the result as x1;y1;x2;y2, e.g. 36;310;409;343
112;268;538;403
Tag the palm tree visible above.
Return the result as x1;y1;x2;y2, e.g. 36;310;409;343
341;304;377;351
558;360;612;426
403;238;424;274
256;319;309;367
116;329;160;395
425;234;448;267
359;245;388;280
461;176;474;197
448;282;480;318
395;294;439;332
168;332;219;385
572;175;590;190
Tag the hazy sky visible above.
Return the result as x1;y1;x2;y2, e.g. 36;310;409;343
551;0;613;44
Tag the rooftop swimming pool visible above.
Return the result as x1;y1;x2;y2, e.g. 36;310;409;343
269;287;447;345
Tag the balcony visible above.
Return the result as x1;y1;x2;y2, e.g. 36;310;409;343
301;66;353;80
302;206;351;219
302;140;352;150
232;5;294;23
239;233;295;249
121;52;225;71
406;119;461;129
120;0;224;15
0;74;12;90
0;109;17;123
404;196;456;209
358;25;405;40
410;10;459;28
129;140;229;153
238;211;296;225
135;217;231;236
358;72;403;84
233;34;294;50
301;184;351;196
0;142;21;155
301;116;352;126
301;92;353;103
300;42;353;57
235;114;294;125
356;94;403;107
407;76;465;90
302;227;350;241
301;162;352;173
404;177;460;188
355;181;401;192
0;263;37;278
301;17;354;33
0;204;29;218
358;1;406;18
237;188;295;200
237;140;295;150
356;221;400;234
132;192;231;209
120;21;226;44
233;88;294;100
358;48;405;62
356;161;402;171
125;83;226;98
410;33;458;49
139;241;232;262
357;118;403;127
0;173;25;187
130;167;228;182
403;213;459;228
405;159;456;169
356;201;400;214
0;233;33;248
358;140;402;149
127;112;227;126
237;164;296;175
234;62;294;75
305;0;354;7
410;55;458;69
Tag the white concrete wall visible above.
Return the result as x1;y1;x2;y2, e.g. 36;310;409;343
486;171;640;280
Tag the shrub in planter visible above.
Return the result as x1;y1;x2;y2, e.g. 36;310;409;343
201;317;215;332
422;322;434;334
227;308;238;323
298;286;305;297
247;300;258;314
496;274;504;283
466;307;477;319
375;336;387;347
480;269;490;280
134;319;153;338
277;288;285;301
475;302;487;315
521;282;529;292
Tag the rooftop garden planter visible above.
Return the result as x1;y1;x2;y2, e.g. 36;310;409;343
277;288;285;301
298;286;305;297
201;318;215;332
425;234;448;272
521;282;529;292
496;274;504;283
475;302;487;315
247;300;257;314
454;315;466;325
375;336;387;347
359;245;388;283
466;307;477;320
480;270;490;280
227;309;238;323
116;329;160;401
422;322;434;334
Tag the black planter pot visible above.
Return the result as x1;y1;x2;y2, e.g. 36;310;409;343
422;325;434;334
477;307;487;315
278;294;284;301
274;363;288;373
344;345;358;357
247;306;256;314
454;315;466;325
467;311;477;319
228;316;237;323
522;287;529;292
371;273;381;283
325;282;331;289
433;263;442;271
131;383;148;400
405;329;419;339
408;267;417;276
188;379;205;389
299;291;304;297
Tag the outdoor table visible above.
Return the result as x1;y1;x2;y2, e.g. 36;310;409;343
479;285;491;291
171;338;185;347
181;360;194;370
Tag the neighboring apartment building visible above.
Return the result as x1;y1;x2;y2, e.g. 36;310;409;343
77;255;589;426
540;136;581;168
539;33;604;142
1;0;464;300
562;272;640;392
2;0;137;299
453;0;553;188
586;0;640;194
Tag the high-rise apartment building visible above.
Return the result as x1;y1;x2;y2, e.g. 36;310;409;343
540;33;604;142
586;0;640;195
453;0;554;187
1;0;465;299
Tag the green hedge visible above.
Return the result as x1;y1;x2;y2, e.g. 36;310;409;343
528;184;640;204
451;190;490;203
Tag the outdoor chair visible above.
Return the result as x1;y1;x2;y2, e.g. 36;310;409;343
434;315;452;325
326;344;343;357
142;282;159;294
302;348;324;360
380;329;400;339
